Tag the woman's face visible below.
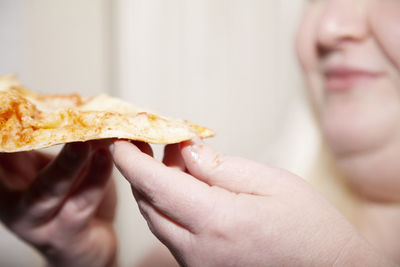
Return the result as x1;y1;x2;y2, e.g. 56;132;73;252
297;0;400;201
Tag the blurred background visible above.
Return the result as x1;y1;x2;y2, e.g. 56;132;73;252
0;0;319;266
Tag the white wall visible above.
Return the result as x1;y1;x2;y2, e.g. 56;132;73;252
113;1;319;265
0;1;319;266
113;0;318;172
0;0;111;95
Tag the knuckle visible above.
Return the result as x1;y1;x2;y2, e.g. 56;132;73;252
18;192;59;223
203;153;229;182
61;199;92;221
22;186;65;216
36;180;70;198
54;200;93;232
207;217;228;239
208;152;226;171
28;197;59;218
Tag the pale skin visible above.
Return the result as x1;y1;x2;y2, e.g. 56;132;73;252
0;141;117;267
112;139;393;266
297;0;400;262
2;0;400;266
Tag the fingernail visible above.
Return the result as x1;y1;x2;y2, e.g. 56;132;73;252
184;141;202;164
189;149;200;163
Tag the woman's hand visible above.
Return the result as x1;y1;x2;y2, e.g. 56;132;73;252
0;141;117;267
113;139;391;267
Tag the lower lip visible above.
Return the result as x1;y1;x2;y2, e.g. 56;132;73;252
325;73;382;92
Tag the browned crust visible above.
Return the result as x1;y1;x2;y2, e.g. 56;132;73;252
0;76;215;152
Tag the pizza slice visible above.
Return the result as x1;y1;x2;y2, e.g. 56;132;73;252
0;75;214;152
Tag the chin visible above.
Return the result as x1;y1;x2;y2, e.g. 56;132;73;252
322;111;400;203
323;120;400;202
337;154;400;203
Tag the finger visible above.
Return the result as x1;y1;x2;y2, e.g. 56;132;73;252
132;187;190;251
31;150;53;170
180;138;278;195
95;179;117;222
112;140;213;232
87;138;114;151
0;151;48;190
162;144;186;171
0;180;20;205
87;139;117;222
0;151;51;175
132;141;154;157
0;180;21;223
20;142;91;225
57;148;114;231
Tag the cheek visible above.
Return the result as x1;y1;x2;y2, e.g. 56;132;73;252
321;80;400;155
296;6;324;114
369;2;400;70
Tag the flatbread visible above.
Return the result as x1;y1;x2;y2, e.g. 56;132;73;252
0;75;214;152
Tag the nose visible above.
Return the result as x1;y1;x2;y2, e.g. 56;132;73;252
316;0;369;53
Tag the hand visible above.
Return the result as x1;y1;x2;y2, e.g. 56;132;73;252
0;141;117;267
112;139;392;267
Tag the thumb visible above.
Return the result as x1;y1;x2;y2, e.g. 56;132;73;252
180;138;280;195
